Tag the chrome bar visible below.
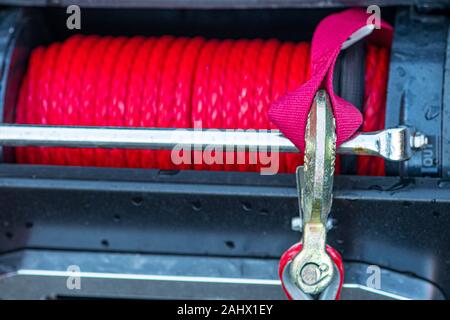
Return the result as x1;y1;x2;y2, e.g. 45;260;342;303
339;127;413;161
0;124;427;161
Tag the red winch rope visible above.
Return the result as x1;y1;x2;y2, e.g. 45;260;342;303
15;35;389;175
357;45;390;176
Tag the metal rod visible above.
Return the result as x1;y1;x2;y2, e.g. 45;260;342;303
0;124;426;161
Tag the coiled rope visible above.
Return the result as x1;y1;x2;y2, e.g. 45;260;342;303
15;35;389;174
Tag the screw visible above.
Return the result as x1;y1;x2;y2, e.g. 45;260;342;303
291;217;302;231
411;132;428;149
300;263;321;286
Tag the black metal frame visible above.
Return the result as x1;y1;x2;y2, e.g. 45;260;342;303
0;0;449;10
0;165;449;298
385;8;450;177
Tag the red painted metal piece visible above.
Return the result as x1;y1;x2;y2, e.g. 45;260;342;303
278;242;344;300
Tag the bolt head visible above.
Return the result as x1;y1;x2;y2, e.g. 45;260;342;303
300;263;321;286
411;132;428;149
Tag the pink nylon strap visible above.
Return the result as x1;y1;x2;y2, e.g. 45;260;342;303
268;8;393;151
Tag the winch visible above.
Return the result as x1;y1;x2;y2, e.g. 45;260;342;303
0;1;449;300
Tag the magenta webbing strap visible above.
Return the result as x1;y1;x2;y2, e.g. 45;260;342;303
268;8;393;151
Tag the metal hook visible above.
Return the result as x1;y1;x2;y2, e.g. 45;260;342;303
288;89;337;295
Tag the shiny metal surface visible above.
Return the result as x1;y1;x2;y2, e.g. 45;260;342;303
338;126;428;161
300;90;336;226
281;260;341;300
0;124;426;161
0;250;444;300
